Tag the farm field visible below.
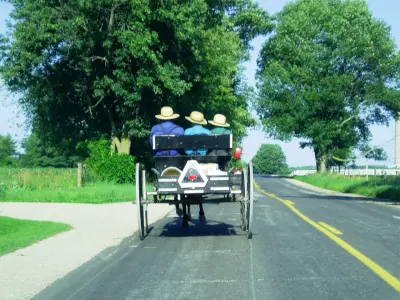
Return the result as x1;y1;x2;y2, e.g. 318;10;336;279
0;168;146;204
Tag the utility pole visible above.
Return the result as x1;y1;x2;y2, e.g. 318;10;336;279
395;117;400;167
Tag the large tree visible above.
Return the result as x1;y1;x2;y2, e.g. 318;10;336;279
255;0;400;172
20;132;81;168
0;0;272;159
252;144;288;175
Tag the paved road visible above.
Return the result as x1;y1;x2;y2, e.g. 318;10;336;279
32;176;400;300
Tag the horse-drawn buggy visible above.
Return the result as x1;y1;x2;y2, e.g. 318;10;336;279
134;133;254;240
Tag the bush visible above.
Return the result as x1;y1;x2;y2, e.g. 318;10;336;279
0;182;7;198
86;138;135;184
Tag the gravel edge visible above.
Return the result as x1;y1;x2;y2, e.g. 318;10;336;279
0;202;173;300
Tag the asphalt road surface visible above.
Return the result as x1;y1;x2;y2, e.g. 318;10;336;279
32;176;400;300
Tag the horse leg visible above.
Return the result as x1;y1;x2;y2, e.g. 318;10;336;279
187;204;192;222
182;203;189;227
175;203;182;217
199;203;206;223
174;195;182;216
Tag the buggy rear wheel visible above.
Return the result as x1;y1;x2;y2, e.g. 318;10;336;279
246;161;254;239
142;169;149;234
136;163;145;240
240;168;248;231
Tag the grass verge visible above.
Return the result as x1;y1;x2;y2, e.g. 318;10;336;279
0;182;141;204
295;173;400;203
0;216;72;256
0;168;153;203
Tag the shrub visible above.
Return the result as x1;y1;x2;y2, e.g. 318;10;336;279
0;182;8;199
86;138;135;184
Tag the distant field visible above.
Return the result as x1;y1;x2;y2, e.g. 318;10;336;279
0;168;147;204
0;216;71;256
296;173;400;202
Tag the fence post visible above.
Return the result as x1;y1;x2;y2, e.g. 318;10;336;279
77;163;83;188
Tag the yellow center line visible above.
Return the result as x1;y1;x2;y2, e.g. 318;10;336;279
253;180;400;293
318;222;343;235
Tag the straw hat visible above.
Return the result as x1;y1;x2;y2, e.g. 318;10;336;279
208;114;230;127
185;111;207;125
155;106;179;120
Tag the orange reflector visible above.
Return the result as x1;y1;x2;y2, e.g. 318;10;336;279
233;148;242;159
188;174;197;181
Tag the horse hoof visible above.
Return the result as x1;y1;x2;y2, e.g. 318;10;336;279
199;215;206;223
182;215;189;227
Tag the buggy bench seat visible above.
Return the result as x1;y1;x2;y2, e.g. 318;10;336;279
153;134;233;151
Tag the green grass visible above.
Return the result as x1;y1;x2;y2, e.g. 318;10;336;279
0;216;72;256
295;173;400;202
0;168;151;204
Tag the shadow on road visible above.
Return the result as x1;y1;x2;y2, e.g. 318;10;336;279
157;217;241;237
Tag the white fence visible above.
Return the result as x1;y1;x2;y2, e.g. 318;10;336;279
290;169;400;177
289;170;317;176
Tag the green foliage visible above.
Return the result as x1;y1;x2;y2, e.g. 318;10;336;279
0;167;76;191
20;133;81;168
0;182;7;198
86;139;135;184
228;158;247;170
253;144;288;174
0;134;17;164
256;0;400;172
0;0;272;159
359;143;388;161
0;167;143;203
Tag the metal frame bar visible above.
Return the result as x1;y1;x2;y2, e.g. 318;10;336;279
141;196;244;205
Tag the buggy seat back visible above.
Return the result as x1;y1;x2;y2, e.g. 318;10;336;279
152;135;233;172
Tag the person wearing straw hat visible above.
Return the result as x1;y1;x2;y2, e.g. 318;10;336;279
150;106;185;218
209;114;231;135
208;114;232;157
149;106;184;156
184;111;211;156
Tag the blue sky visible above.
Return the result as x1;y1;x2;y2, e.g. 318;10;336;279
0;0;399;166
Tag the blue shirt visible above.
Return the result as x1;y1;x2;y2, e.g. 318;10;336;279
184;125;211;155
149;121;184;156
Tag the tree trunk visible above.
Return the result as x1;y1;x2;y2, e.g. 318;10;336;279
314;147;328;173
319;155;328;173
111;136;131;154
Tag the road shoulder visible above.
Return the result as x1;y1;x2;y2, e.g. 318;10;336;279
0;202;172;300
283;177;400;208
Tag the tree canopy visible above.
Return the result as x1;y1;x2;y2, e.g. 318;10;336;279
255;0;400;172
0;0;273;160
252;144;288;175
20;133;81;168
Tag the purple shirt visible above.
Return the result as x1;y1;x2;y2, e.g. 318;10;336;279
149;121;184;156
